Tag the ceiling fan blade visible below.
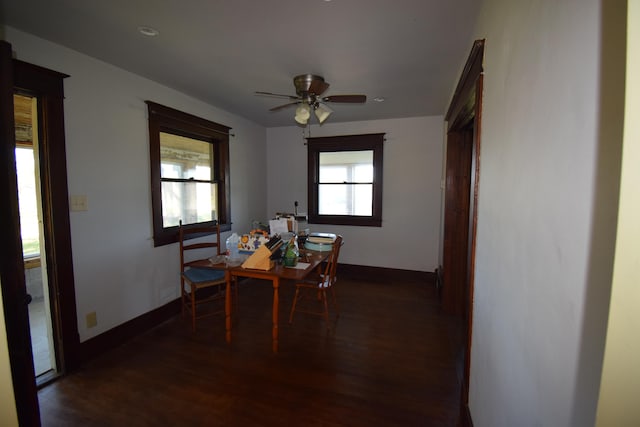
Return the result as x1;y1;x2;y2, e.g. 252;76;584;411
308;79;330;96
322;95;367;103
269;101;300;111
255;91;299;100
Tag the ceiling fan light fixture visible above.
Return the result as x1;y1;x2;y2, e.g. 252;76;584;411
294;103;311;124
257;74;367;125
314;103;333;124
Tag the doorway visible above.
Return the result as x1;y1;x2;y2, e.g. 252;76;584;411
14;93;58;383
1;40;81;424
441;39;484;424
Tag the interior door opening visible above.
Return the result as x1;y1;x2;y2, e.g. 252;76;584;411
442;39;484;424
14;93;59;385
2;42;79;424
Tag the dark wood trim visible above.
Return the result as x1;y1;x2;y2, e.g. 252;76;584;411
462;73;483;408
442;129;473;315
443;39;484;423
145;101;232;138
446;40;485;130
13;59;82;373
459;402;474;427
80;299;181;363
146;101;232;247
307;133;384;227
338;263;436;285
0;39;42;427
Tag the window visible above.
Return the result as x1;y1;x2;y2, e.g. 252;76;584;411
147;101;231;246
307;133;384;227
14;94;40;258
15;145;39;257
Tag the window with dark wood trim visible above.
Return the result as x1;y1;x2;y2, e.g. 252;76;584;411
146;101;231;246
307;133;384;227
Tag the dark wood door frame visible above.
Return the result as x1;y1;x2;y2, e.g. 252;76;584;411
0;39;40;427
0;39;80;424
14;57;81;373
442;39;484;425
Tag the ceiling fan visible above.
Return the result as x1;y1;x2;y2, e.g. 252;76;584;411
256;74;367;125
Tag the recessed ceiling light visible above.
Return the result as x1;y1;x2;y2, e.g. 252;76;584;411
373;97;385;102
138;26;159;37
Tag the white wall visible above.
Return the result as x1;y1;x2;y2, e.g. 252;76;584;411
0;282;19;427
4;27;267;342
266;116;443;272
467;0;623;426
596;1;640;424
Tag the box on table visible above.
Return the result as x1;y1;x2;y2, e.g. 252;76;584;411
238;232;270;254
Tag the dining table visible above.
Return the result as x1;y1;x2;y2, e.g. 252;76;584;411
191;248;332;352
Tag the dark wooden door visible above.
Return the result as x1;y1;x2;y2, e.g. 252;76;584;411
0;39;42;426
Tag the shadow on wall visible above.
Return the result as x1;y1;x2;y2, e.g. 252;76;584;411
570;2;627;426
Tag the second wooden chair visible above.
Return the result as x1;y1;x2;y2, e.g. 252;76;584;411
289;235;343;330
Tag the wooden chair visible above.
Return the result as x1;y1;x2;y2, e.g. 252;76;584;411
289;235;344;329
179;221;230;332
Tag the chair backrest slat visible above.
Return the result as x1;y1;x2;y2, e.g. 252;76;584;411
183;242;218;251
179;221;221;272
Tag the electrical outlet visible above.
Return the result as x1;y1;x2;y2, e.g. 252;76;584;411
86;311;97;328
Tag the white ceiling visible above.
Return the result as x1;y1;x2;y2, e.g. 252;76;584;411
0;0;481;127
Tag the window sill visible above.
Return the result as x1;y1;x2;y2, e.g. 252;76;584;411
24;256;41;269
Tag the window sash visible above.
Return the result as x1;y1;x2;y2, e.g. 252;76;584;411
147;101;231;246
318;183;373;216
159;130;218;228
160;131;214;180
307;133;384;227
160;180;218;227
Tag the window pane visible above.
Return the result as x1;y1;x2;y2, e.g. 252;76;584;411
161;181;217;227
15;147;40;257
354;184;373;215
319;150;373;183
319;165;348;183
354;164;373;182
160;132;212;180
318;150;374;216
318;184;372;216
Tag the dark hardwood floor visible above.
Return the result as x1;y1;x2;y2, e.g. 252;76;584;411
38;274;464;426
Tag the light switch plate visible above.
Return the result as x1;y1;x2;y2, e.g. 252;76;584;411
70;195;88;211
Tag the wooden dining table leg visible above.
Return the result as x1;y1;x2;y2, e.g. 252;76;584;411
272;277;279;353
225;271;232;344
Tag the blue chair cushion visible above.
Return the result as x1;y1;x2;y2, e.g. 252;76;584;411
183;267;225;284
